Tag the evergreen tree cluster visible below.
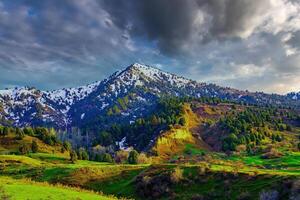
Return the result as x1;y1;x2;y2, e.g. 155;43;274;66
95;97;189;150
0;126;59;146
220;108;291;152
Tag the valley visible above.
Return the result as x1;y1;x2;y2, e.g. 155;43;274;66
0;64;300;199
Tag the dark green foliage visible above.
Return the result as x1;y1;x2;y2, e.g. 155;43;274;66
0;126;60;147
179;117;186;126
99;131;113;146
31;140;38;153
100;97;188;150
94;153;113;163
70;150;77;163
23;127;34;136
286;125;292;131
222;133;239;151
63;141;72;152
128;150;139;164
101;153;113;163
34;127;58;146
19;143;30;155
0;126;7;137
83;96;239;150
3;127;9;136
220;107;291;152
15;127;25;140
77;148;89;160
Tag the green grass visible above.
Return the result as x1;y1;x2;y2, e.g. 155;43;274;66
28;152;68;163
228;152;300;169
184;144;206;156
1;151;300;200
87;168;144;199
0;176;117;200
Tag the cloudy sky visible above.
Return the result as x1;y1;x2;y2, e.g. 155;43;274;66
0;0;300;94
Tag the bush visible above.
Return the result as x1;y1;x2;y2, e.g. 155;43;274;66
101;153;113;163
70;150;78;163
94;153;113;163
19;143;30;155
15;128;25;140
261;148;283;159
197;162;210;175
77;148;89;160
179;117;186;126
63;141;72;151
23;127;34;136
114;150;129;164
31;140;38;153
170;167;184;183
137;153;150;164
128;150;139;164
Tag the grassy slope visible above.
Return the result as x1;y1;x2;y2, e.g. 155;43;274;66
1;153;300;199
0;133;68;156
0;103;299;199
0;176;116;200
152;103;210;160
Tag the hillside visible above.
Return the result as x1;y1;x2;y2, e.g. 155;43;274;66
0;176;116;200
1;97;300;199
1;150;300;199
0;126;69;157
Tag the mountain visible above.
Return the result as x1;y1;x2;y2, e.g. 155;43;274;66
0;63;299;130
287;92;300;100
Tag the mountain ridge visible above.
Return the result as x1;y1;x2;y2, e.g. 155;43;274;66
0;63;299;129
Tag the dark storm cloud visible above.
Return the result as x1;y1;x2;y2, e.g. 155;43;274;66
0;0;299;93
0;0;140;89
101;0;272;55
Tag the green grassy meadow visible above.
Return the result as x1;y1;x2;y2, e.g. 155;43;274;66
0;151;300;200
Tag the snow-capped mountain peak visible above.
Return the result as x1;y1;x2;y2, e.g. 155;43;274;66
0;63;299;129
45;81;101;107
287;92;300;100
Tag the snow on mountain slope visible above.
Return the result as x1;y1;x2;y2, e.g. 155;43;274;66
0;63;299;129
287;92;300;100
0;87;59;126
46;81;101;104
45;81;101;111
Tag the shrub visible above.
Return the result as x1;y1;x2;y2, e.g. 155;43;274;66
128;150;139;164
19;143;30;155
95;153;113;163
114;150;129;164
63;141;72;151
70;150;78;163
197;162;210;175
236;145;247;153
15;128;25;140
77;148;89;160
31;140;38;153
179;117;186;126
170;167;184;183
261;148;283;159
23;127;34;136
101;153;113;163
137;153;150;164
